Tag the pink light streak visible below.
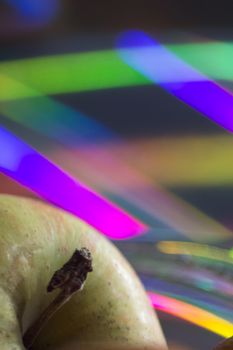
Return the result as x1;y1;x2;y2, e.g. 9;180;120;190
148;291;233;338
0;126;146;239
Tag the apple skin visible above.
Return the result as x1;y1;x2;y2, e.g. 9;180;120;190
0;194;167;350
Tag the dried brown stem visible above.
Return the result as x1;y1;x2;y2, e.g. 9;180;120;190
23;247;93;349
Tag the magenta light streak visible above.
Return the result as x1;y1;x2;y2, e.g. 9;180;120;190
117;30;233;133
0;126;146;239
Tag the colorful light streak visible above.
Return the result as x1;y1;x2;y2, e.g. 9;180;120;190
169;41;233;82
0;69;232;242
3;95;233;187
229;248;233;258
157;241;233;265
0;126;146;239
117;30;233;132
0;40;233;101
51;146;232;242
97;135;233;186
4;97;233;188
0;51;149;101
0;74;231;242
130;253;233;297
0;93;113;146
148;292;233;338
141;276;233;322
158;291;233;323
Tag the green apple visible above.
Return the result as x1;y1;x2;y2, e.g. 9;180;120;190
0;194;167;350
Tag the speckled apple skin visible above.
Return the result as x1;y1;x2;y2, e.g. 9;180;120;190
0;195;167;350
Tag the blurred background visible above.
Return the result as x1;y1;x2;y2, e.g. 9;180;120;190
0;1;233;349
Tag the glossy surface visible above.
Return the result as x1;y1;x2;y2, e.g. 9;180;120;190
0;194;166;350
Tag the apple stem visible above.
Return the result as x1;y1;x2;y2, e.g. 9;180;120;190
23;247;93;349
23;290;69;349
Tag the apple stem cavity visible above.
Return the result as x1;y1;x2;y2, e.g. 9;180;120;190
23;247;93;349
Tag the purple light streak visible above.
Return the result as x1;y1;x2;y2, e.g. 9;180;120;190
0;126;146;239
117;30;233;133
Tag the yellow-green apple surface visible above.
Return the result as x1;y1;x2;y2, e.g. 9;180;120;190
0;194;167;350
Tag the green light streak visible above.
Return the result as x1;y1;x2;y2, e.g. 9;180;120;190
0;51;150;101
0;41;232;101
157;241;233;265
229;248;233;258
169;42;233;81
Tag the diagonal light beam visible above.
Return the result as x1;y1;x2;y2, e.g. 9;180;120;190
148;291;233;338
0;125;146;239
0;40;233;101
1;72;232;242
117;30;233;133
